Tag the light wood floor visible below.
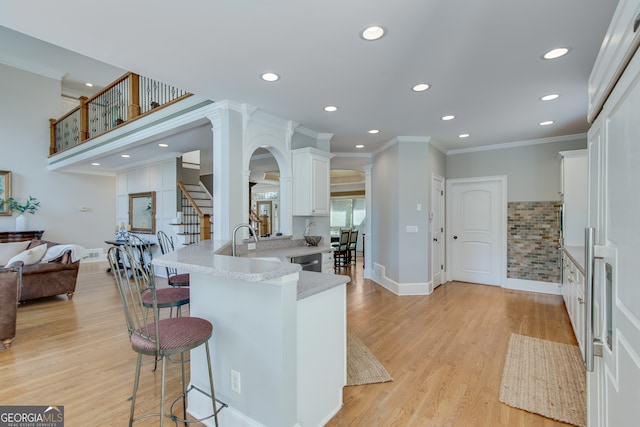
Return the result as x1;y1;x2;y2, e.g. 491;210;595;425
0;258;577;426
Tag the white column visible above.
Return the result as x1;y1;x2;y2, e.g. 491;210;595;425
207;108;230;240
279;176;293;236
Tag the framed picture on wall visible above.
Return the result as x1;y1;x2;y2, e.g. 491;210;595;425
0;170;11;215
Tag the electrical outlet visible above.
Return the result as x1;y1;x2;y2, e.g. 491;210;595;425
248;243;256;250
231;370;241;393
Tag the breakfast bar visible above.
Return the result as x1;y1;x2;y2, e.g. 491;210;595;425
152;240;349;427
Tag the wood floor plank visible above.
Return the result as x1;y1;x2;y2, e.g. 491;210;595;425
329;266;577;427
0;258;579;426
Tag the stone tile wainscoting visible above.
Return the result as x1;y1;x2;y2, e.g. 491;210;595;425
507;201;562;283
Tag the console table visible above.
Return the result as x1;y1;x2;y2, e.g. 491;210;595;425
0;230;44;243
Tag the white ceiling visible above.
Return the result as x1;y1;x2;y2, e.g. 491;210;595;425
0;0;617;155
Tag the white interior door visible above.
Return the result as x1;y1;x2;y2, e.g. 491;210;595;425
431;174;445;288
586;51;640;426
447;176;506;286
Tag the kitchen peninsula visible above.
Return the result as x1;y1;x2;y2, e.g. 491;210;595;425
152;239;349;427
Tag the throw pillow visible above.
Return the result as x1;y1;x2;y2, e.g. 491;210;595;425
0;241;30;265
5;243;48;267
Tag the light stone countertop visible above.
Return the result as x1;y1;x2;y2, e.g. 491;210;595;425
152;240;348;299
152;240;301;282
243;244;334;261
297;271;349;300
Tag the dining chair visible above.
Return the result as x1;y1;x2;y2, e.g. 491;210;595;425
108;246;222;426
333;229;351;269
156;230;190;287
347;229;359;265
121;234;189;318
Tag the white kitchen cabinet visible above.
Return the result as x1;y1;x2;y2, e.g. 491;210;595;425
559;150;587;246
588;0;640;122
562;250;585;355
321;250;334;274
292;148;333;216
586;1;640;424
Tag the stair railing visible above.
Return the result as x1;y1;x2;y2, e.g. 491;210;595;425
177;181;211;242
50;72;191;155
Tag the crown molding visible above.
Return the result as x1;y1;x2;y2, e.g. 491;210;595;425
446;133;587;155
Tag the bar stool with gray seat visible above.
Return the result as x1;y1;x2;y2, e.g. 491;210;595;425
108;246;224;426
156;230;190;287
121;234;189;318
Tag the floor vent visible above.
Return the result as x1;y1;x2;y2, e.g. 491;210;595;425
83;248;105;262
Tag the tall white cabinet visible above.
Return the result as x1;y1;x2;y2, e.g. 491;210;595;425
292;148;333;216
586;0;640;425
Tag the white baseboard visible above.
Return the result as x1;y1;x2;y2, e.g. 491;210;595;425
371;263;432;296
503;277;562;295
189;396;264;427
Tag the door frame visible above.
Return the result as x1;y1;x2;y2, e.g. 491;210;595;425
445;175;507;286
431;173;445;289
256;200;273;236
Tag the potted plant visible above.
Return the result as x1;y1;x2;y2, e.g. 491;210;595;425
0;196;40;231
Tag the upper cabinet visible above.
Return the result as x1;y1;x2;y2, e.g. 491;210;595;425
560;150;587;247
292;148;333;216
589;0;640;122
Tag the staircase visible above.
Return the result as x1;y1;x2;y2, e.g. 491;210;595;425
171;181;213;246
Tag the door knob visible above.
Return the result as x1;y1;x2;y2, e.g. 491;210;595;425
433;238;438;242
453;235;458;239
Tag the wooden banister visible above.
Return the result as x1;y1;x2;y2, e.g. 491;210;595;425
79;96;88;142
49;72;192;156
177;181;211;241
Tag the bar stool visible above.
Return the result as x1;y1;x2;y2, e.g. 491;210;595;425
108;246;224;426
157;230;190;287
122;234;189;318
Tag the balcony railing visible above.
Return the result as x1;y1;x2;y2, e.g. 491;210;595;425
49;72;191;155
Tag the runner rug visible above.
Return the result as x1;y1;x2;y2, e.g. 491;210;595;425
499;333;586;427
346;331;393;386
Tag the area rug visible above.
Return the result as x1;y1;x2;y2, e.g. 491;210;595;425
346;331;393;386
499;333;586;427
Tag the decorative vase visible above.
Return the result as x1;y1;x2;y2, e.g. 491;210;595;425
15;214;27;231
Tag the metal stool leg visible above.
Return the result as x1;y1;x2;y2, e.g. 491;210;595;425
205;342;219;427
160;356;167;427
129;353;143;427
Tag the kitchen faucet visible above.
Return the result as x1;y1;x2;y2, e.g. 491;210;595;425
232;223;259;257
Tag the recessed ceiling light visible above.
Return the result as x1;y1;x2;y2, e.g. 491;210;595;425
91;162;100;166
261;72;280;82
121;154;130;158
412;83;430;92
367;129;379;134
355;144;365;148
324;105;338;112
441;115;455;121
539;120;555;126
542;47;570;60
158;143;169;147
540;94;560;101
458;134;470;138
360;26;385;41
85;82;93;87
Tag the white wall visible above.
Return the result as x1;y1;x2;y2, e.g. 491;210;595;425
446;137;587;201
116;159;178;258
0;64;115;250
397;141;430;284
